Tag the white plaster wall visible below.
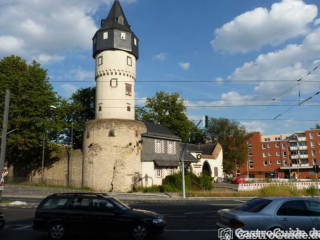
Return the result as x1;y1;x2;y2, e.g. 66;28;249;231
95;50;136;120
191;151;224;178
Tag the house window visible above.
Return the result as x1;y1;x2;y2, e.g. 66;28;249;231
236;170;240;176
276;152;280;156
98;56;103;65
269;160;272;165
155;140;164;153
262;144;266;149
284;161;288;166
248;141;252;148
312;150;316;156
283;152;287;157
264;138;270;142
277;160;281;165
134;38;137;46
276;143;280;148
282;143;286;149
249;165;253;169
110;79;118;88
127;56;132;66
249;157;253;163
121;32;126;40
103;31;108;39
264;161;267;166
155;167;162;178
311;141;315;148
167;141;176;155
263;153;267;158
310;133;314;139
125;83;132;96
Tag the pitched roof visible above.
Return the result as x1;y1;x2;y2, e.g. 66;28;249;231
181;143;217;155
141;121;181;140
101;0;132;32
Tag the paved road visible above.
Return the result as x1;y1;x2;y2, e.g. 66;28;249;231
0;199;246;240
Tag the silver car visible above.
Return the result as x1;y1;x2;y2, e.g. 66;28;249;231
217;197;320;231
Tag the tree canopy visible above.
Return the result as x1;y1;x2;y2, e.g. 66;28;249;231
205;117;251;173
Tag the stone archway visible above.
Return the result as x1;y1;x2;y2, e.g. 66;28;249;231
202;161;212;176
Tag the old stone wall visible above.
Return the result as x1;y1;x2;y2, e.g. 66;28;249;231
83;119;146;192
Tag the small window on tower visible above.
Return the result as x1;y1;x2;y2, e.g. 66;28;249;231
103;31;108;39
99;106;102;112
134;38;137;46
110;79;118;88
118;16;124;25
127;106;131;112
98;56;103;66
127;56;132;66
121;32;126;40
125;84;132;96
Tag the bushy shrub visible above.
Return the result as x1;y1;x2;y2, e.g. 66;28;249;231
306;185;317;196
260;185;300;196
199;174;213;190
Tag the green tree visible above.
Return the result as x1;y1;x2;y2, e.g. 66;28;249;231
315;124;320;129
0;56;62;177
139;91;199;142
205;118;251;173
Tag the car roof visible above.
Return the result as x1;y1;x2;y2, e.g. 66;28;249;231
48;192;114;199
257;197;319;201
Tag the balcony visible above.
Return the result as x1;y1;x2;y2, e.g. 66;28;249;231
292;164;310;167
290;146;307;151
291;154;308;159
298;137;306;141
299;146;308;150
290;146;298;151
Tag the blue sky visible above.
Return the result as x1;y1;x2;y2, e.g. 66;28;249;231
1;0;320;135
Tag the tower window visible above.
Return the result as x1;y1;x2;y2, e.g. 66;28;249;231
99;106;102;112
127;106;131;112
98;56;103;66
103;31;108;39
108;129;115;137
125;84;132;96
110;79;118;88
134;38;137;46
121;32;126;40
127;56;132;66
117;16;124;25
93;37;96;44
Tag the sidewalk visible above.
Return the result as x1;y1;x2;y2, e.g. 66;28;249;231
1;184;255;202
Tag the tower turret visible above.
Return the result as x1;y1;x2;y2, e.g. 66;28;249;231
93;0;138;120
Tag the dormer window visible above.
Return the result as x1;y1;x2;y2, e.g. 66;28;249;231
134;38;137;46
117;16;124;25
103;32;108;39
121;32;126;40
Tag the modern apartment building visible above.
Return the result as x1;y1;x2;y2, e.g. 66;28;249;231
236;129;320;179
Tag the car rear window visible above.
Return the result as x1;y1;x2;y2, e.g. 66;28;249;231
41;197;70;209
235;198;272;213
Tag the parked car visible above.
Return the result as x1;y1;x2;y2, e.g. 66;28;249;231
231;177;245;184
217;197;320;231
0;212;5;230
33;193;166;240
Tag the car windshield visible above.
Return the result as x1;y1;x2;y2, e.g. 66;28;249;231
110;198;131;210
235;198;272;213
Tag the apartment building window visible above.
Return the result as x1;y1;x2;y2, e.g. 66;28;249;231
248;150;252;156
269;160;272;165
282;143;286;149
262;144;266;149
249;165;253;169
318;141;320;145
277;160;281;165
311;141;315;148
312;150;316;156
248;141;252;148
275;137;281;141
155;140;164;153
236;170;240;176
313;159;317;165
264;161;267;166
283;152;287;157
284;161;288;166
310;133;315;139
263;153;267;158
249;157;253;163
167;141;176;155
267;144;270;148
276;152;280;156
268;152;271;156
318;132;320;137
264;138;270;142
276;143;280;148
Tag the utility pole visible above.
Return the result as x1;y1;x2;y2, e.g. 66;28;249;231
68;118;73;186
41;134;45;184
0;89;10;200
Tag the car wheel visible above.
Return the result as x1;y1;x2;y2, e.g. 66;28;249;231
132;223;149;240
48;222;66;240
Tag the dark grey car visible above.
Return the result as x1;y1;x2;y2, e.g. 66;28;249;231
0;212;5;230
217;197;320;231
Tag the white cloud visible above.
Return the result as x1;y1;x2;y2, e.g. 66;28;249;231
71;68;94;81
62;83;78;95
211;0;317;53
153;52;166;61
36;54;65;65
0;0;137;60
314;18;320;26
228;27;320;99
241;121;268;134
216;77;224;85
179;62;190;70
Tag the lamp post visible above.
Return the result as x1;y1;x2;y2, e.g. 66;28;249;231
41;105;56;185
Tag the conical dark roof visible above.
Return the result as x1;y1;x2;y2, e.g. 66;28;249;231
101;0;132;32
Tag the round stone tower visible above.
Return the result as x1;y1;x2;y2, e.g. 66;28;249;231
83;0;146;192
